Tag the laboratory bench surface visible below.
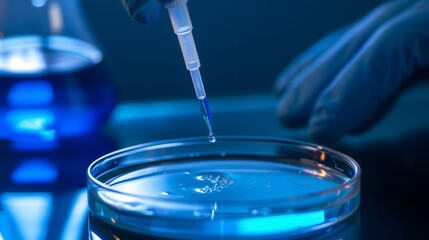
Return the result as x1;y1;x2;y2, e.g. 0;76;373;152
1;89;429;240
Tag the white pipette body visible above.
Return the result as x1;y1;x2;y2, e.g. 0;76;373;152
166;0;206;100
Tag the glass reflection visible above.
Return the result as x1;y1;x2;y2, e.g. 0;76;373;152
1;193;52;240
0;133;116;240
60;189;87;240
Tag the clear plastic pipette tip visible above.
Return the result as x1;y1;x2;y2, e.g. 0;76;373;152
192;69;216;142
199;98;216;143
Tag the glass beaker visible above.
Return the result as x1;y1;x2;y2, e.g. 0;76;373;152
87;136;361;239
0;0;116;142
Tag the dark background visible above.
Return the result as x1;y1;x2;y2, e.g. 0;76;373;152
81;0;385;101
3;1;429;239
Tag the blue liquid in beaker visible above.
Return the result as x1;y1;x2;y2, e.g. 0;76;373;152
0;35;116;141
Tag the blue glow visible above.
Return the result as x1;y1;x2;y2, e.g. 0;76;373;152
60;190;88;240
57;109;97;137
11;159;58;184
236;211;325;236
0;210;13;240
6;110;55;140
1;193;52;240
10;141;59;151
32;0;47;8
7;81;53;107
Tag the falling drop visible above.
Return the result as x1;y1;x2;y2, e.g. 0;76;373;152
208;133;217;143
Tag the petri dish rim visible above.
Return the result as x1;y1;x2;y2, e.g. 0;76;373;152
87;136;361;206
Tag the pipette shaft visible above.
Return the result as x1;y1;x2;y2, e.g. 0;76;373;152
166;0;206;100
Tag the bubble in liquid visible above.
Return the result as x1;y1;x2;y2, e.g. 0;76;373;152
194;172;233;193
250;207;272;216
208;133;217;143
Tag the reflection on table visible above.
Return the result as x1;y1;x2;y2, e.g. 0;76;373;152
0;133;116;240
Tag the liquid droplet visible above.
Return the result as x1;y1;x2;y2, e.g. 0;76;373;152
208;133;217;143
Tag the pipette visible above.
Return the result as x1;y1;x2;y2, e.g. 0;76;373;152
165;0;216;143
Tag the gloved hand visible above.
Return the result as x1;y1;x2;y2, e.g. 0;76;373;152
120;0;173;23
275;0;429;143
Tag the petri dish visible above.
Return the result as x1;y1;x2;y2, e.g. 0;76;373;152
87;136;360;239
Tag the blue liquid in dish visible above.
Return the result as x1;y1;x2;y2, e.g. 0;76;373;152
0;35;116;141
89;159;359;239
108;160;341;200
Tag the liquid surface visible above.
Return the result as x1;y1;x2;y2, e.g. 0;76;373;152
107;160;343;201
0;35;102;75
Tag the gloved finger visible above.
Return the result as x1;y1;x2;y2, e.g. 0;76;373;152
277;0;416;127
308;1;429;143
120;0;163;24
274;23;354;96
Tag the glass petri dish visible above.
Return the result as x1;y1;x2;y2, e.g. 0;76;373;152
87;136;360;240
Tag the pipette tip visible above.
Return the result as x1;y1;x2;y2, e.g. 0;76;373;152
198;98;216;143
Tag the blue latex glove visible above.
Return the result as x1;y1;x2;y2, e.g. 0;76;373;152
120;0;173;23
275;0;429;143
